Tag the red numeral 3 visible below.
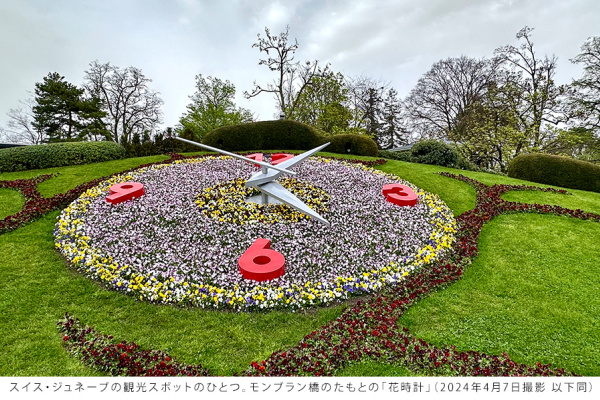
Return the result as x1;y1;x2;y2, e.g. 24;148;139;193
382;183;418;207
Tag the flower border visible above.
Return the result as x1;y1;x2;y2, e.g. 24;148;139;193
57;313;210;377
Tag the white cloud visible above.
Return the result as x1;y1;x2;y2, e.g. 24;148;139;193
1;0;598;131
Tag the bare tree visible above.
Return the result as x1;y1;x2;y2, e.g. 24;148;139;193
244;26;329;118
345;75;387;135
494;26;564;150
569;36;600;131
3;97;47;144
84;61;163;143
402;55;499;140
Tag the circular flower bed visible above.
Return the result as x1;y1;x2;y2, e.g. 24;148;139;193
54;156;456;310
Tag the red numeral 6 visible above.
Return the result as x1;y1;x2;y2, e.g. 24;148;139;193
106;182;145;204
382;183;418;207
238;238;285;282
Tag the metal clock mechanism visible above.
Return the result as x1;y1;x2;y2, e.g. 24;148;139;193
175;137;331;226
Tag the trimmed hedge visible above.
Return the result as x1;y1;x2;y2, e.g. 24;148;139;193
507;153;600;193
202;120;378;156
378;149;413;162
203;120;323;151
325;134;378;157
0;141;126;172
122;137;199;158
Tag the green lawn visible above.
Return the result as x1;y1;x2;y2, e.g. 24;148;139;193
0;188;24;219
1;154;599;376
399;213;600;376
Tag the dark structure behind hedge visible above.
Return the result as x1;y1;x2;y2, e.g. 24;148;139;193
507;153;600;193
202;120;379;157
0;143;27;149
0;141;126;172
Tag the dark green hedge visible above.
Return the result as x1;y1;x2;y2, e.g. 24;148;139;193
122;137;199;158
378;149;413;162
0;141;126;172
203;120;324;151
325;134;378;157
507;153;600;193
202;120;378;156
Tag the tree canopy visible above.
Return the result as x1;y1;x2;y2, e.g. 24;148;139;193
84;61;163;144
177;74;253;141
32;72;107;142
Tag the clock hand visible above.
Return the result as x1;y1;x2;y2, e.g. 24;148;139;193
273;142;330;170
174;137;297;175
244;142;331;187
256;181;330;226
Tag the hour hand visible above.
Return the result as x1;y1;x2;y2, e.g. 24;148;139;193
174;137;296;175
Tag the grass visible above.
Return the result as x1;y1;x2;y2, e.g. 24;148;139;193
1;154;599;376
0;188;24;219
0;155;170;198
399;213;600;376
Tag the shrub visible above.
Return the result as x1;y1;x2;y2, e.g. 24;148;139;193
325;134;379;157
202;120;379;157
378;149;413;162
0;141;126;172
379;141;474;170
410;140;462;167
122;136;199;158
203;120;324;151
507;153;600;193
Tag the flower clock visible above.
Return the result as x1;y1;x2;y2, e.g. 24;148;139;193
54;150;456;311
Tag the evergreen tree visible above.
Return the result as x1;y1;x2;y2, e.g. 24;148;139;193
33;72;107;142
381;88;405;148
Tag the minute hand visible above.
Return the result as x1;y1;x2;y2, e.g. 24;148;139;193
244;142;330;187
174;137;296;175
275;142;330;170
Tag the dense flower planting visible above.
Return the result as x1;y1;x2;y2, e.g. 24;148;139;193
197;177;331;224
54;156;456;310
57;313;210;376
56;172;595;377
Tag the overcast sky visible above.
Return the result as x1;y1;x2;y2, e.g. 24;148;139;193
0;0;598;133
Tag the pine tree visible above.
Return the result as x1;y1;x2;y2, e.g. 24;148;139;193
33;72;107;142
